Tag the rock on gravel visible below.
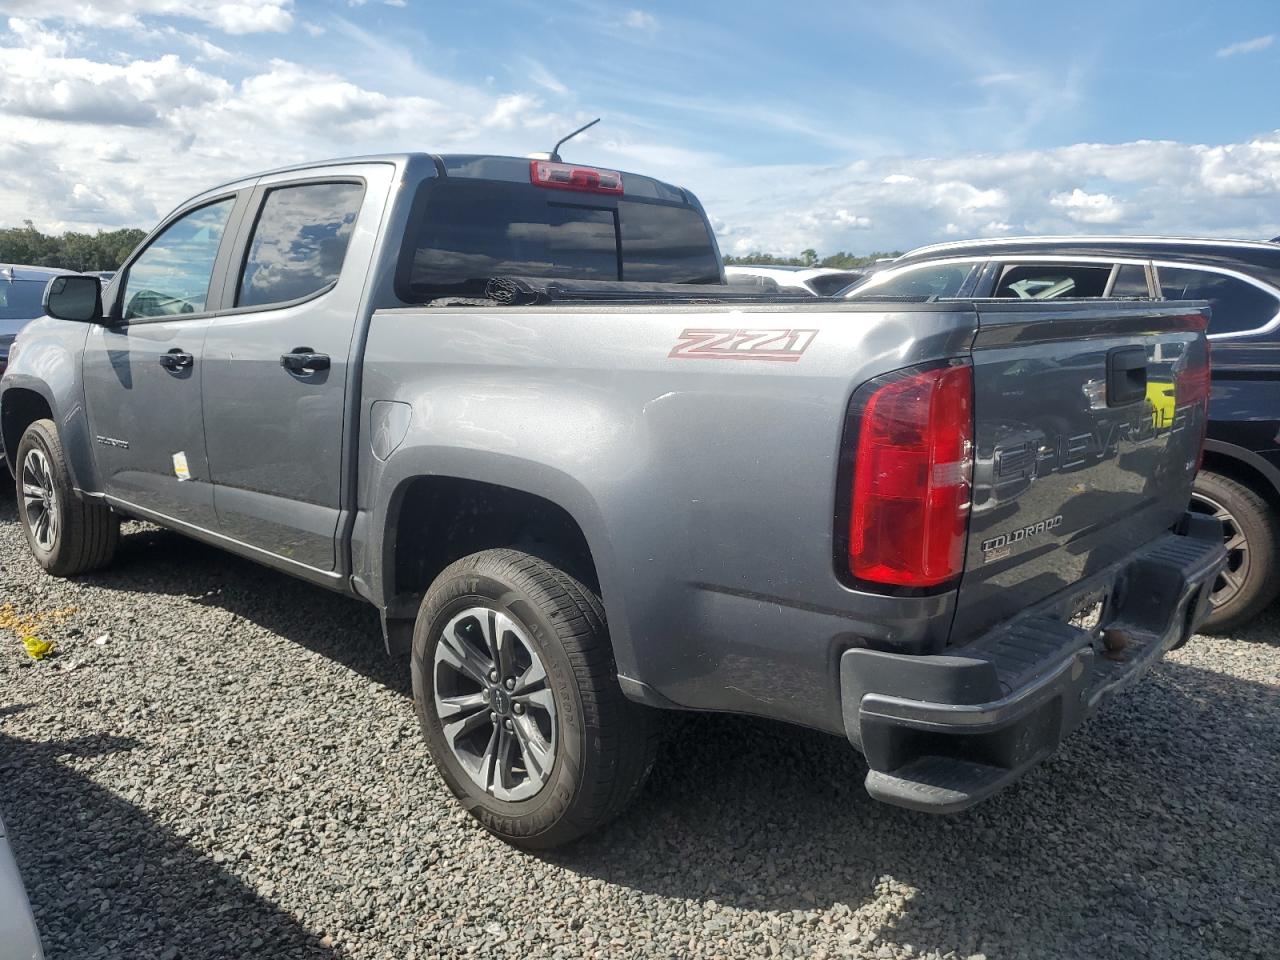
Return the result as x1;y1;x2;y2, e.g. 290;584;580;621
1;488;1278;959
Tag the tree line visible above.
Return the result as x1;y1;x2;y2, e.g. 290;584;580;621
0;222;147;272
723;248;902;269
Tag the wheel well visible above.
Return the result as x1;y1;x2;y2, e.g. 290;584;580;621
0;389;52;471
390;477;600;604
1200;449;1280;511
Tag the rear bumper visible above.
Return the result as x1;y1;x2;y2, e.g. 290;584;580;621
839;512;1227;813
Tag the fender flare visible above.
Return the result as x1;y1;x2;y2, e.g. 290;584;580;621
1201;439;1280;498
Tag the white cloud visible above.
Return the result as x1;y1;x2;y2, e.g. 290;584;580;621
0;45;230;125
1049;188;1127;224
1217;34;1273;57
0;0;294;34
624;9;657;30
4;24;1280;258
6;17;69;55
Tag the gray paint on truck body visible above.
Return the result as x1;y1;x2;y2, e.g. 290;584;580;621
0;152;1214;743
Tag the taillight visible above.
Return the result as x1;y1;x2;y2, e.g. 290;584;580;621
530;160;623;195
848;361;974;588
1178;340;1212;474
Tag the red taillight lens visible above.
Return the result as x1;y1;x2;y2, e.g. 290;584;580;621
1178;340;1212;474
530;159;623;194
849;362;974;587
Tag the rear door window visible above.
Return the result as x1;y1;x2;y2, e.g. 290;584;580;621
993;263;1111;299
237;181;365;308
1157;266;1280;336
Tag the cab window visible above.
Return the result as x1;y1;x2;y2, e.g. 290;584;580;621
123;198;236;320
237;182;366;308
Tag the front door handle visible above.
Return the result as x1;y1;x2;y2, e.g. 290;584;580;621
159;349;193;371
280;348;330;374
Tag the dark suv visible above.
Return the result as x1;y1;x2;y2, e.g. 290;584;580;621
843;236;1280;632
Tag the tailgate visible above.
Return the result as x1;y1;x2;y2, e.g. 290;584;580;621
951;300;1210;643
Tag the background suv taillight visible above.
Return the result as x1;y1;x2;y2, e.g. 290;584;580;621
846;360;974;588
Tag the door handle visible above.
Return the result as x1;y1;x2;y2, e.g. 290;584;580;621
280;348;330;374
159;349;194;371
1106;346;1147;406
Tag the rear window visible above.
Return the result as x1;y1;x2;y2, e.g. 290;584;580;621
399;178;720;301
0;280;47;321
809;272;862;296
845;261;978;299
1157;266;1280;336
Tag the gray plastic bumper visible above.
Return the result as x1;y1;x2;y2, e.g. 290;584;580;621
840;513;1227;813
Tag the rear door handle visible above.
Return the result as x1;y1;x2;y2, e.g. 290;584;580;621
159;349;193;371
1107;346;1147;406
280;348;330;374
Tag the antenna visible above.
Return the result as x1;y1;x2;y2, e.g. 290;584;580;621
549;117;601;162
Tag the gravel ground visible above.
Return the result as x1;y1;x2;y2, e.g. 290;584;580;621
1;487;1278;960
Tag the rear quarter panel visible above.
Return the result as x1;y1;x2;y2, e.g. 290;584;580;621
357;301;975;732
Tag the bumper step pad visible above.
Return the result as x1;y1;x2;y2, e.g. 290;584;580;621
841;517;1227;813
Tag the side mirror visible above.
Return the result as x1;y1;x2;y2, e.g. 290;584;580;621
44;274;103;323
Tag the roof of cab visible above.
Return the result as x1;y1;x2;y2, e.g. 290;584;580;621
197;152;691;205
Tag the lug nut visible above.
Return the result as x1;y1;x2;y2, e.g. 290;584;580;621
504;677;516;691
503;718;514;730
488;669;499;682
512;703;524;715
489;711;497;723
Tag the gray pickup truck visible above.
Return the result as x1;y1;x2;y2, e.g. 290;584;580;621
1;153;1225;848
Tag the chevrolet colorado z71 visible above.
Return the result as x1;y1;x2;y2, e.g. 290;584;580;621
1;153;1224;847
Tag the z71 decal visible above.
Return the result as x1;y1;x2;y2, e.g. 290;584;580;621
668;328;818;362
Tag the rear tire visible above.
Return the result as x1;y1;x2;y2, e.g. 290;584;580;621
411;549;658;848
15;419;119;577
1190;470;1279;634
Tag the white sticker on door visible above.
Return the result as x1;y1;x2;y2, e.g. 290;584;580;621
172;451;191;481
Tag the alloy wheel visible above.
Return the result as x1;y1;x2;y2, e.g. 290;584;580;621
432;606;558;802
1189;490;1249;609
20;447;58;551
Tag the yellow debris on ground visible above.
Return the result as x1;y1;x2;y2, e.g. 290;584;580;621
1;603;77;660
0;602;77;636
21;636;56;660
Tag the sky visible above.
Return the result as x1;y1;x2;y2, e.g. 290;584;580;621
1;0;1278;257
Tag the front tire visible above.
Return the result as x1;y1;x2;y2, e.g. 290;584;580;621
15;419;119;577
411;549;657;849
1190;470;1279;633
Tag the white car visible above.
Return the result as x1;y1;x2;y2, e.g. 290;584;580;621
0;812;44;960
724;265;865;297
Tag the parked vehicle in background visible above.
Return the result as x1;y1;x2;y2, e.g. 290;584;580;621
2;155;1223;846
725;264;863;296
843;236;1280;632
1;265;76;379
0;810;44;960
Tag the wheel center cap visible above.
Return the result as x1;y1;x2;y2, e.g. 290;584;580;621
490;686;512;716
